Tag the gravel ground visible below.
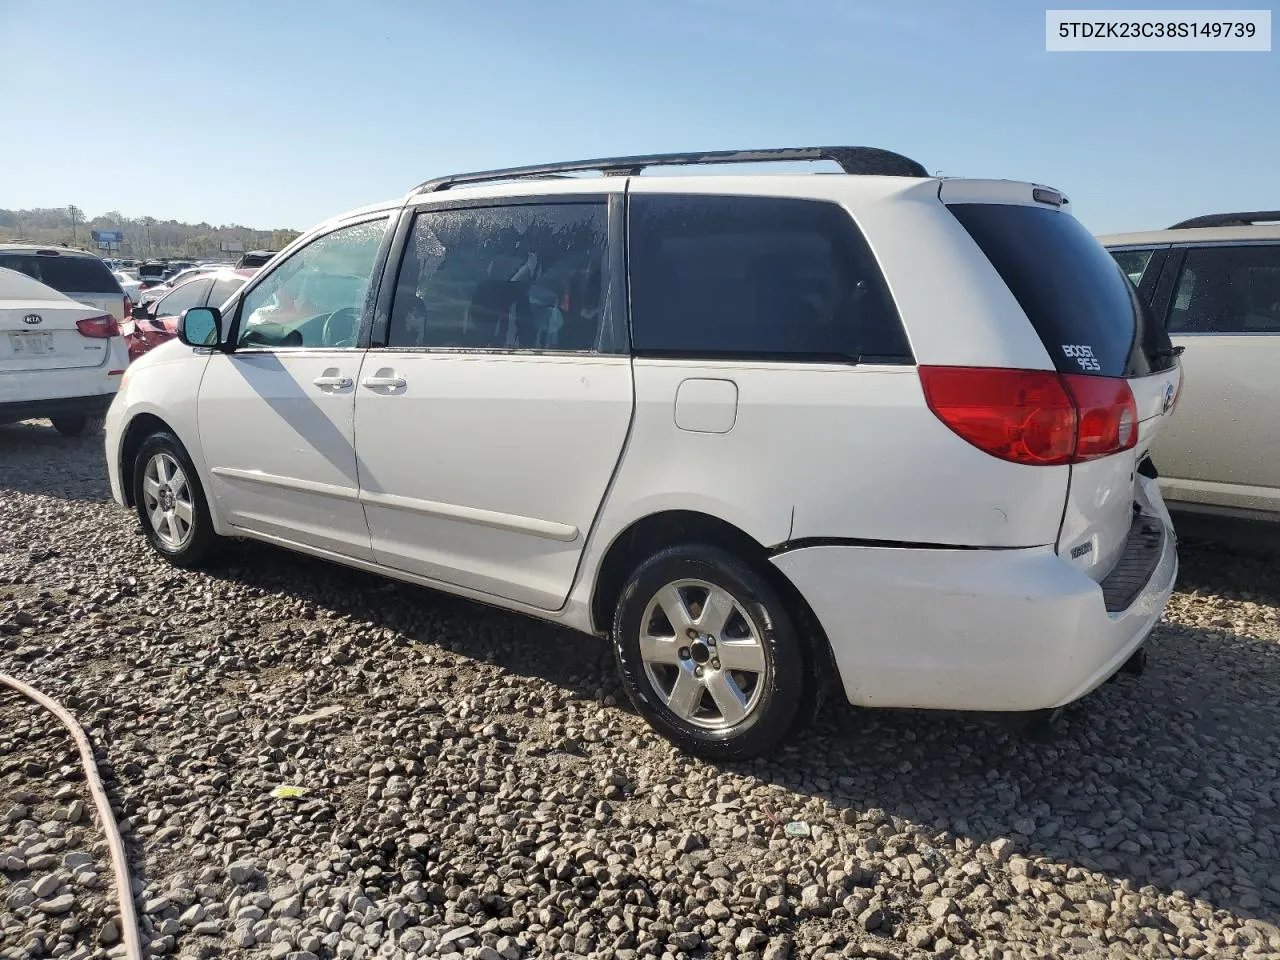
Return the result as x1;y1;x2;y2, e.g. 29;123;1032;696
2;418;1279;960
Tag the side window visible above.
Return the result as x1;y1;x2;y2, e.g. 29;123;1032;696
154;278;214;318
628;194;910;361
387;203;610;351
237;218;387;348
1168;245;1280;334
1110;248;1155;285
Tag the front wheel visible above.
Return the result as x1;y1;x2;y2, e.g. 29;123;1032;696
132;431;221;567
611;544;808;760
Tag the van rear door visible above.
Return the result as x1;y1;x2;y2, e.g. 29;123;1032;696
944;189;1181;583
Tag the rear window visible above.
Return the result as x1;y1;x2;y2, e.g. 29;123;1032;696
629;194;911;362
139;263;166;278
0;253;121;295
949;204;1175;377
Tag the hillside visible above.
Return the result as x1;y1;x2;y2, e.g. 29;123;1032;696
0;207;301;260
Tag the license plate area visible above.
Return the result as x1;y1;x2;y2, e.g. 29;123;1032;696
8;331;56;355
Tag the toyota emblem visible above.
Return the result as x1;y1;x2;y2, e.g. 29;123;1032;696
21;314;42;326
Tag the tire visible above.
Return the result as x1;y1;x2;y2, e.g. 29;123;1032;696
132;431;221;568
611;544;808;760
52;414;104;436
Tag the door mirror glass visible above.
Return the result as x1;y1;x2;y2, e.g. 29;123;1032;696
179;307;222;347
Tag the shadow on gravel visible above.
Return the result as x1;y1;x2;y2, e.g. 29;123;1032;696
0;421;112;503
207;538;1280;930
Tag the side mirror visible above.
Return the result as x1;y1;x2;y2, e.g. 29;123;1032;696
178;307;222;348
130;302;150;320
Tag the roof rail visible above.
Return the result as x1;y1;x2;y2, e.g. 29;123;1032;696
413;146;929;194
1169;210;1280;229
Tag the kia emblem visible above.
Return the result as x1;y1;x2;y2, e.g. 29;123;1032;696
22;314;42;326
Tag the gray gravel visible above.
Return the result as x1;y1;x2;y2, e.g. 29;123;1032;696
2;417;1280;960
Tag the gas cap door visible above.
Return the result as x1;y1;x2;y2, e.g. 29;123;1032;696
674;378;738;434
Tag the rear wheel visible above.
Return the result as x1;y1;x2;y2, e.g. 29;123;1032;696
132;431;221;567
612;544;807;759
51;415;104;436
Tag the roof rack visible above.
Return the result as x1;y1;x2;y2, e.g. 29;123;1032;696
1169;210;1280;229
413;146;929;194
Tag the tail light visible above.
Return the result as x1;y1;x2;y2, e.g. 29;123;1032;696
919;366;1137;467
76;315;121;339
1062;374;1137;460
122;295;130;320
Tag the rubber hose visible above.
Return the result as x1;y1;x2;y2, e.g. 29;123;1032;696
0;671;143;960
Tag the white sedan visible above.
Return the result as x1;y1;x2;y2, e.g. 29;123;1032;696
0;267;128;435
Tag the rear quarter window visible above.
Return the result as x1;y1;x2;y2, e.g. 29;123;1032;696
628;194;911;362
1111;248;1156;285
0;253;121;295
949;204;1174;376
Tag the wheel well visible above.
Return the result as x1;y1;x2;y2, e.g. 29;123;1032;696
118;413;171;506
589;510;838;695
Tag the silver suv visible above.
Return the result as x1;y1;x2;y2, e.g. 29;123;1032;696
1101;211;1280;523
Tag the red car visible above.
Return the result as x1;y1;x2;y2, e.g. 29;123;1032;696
123;269;255;361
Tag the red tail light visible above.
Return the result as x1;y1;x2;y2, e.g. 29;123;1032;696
919;367;1137;466
1061;374;1137;460
76;315;120;339
122;295;130;320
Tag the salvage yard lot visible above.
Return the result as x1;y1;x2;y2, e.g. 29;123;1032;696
2;419;1279;960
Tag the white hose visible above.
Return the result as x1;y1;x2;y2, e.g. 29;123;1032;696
0;671;143;960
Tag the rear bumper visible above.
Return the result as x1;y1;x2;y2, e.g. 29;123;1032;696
0;392;115;425
772;475;1178;712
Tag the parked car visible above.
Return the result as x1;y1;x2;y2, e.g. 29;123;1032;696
114;270;144;305
137;261;169;291
1;267;127;435
123;269;255;361
136;264;226;307
0;243;129;324
106;147;1181;758
235;249;276;269
1101;211;1280;522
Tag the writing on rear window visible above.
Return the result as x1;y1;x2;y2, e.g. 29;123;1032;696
1062;343;1100;371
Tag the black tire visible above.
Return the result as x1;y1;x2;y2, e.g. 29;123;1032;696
52;414;103;436
611;544;808;760
131;430;221;568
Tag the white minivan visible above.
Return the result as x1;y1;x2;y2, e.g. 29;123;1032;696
106;148;1182;758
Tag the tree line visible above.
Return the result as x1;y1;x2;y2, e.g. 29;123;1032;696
0;206;301;260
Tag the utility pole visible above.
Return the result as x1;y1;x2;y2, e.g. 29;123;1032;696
67;205;83;246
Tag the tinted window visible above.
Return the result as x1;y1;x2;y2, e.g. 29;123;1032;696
389;203;610;351
154;278;214;318
1111;248;1155;285
1168;245;1280;334
208;277;246;308
0;253;120;294
950;204;1174;376
238;219;387;348
139;263;166;279
629;195;909;361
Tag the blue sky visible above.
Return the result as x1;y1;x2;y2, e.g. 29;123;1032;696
0;0;1274;234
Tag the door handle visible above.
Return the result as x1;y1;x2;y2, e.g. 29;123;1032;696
313;375;353;388
361;376;406;389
